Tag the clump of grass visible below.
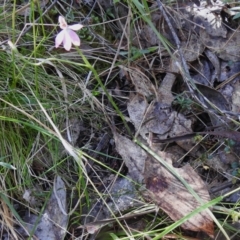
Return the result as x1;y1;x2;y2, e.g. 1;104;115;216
0;2;102;238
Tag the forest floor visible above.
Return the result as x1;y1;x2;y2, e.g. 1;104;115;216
2;0;240;239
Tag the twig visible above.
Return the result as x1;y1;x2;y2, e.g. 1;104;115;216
81;0;98;24
155;0;196;94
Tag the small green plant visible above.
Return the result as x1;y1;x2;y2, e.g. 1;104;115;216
0;156;16;170
224;139;235;154
173;95;193;110
231;162;240;178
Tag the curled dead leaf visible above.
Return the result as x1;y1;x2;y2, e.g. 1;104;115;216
200;29;240;62
114;133;146;183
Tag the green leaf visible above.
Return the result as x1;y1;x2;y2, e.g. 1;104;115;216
233;12;240;20
0;162;16;170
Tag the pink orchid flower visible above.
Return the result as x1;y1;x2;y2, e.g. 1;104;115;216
55;16;83;51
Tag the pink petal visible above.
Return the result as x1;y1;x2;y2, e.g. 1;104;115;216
62;31;72;51
68;29;80;46
68;23;84;31
59;16;67;29
55;30;65;48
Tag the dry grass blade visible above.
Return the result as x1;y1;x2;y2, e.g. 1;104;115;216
0;199;18;240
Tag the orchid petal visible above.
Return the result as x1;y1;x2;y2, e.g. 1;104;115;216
59;16;67;29
68;30;80;46
55;30;65;48
62;32;72;51
68;23;84;31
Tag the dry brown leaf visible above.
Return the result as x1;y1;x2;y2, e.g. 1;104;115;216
195;83;230;127
191;59;211;86
158;72;176;104
16;176;68;239
127;94;148;129
120;66;155;97
145;102;175;136
114;134;213;237
142;150;214;237
181;33;205;62
62;117;83;145
127;94;149;140
232;81;240;113
191;6;227;38
145;102;196;153
114;133;146;183
196;84;230;110
169;112;196;153
205;49;221;83
178;0;227;38
200;29;240;62
159;33;204;105
128;97;176;138
128;97;196;152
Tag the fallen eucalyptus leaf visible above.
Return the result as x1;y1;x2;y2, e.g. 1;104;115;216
143;150;214;237
17;176;68;239
200;29;240;62
122;66;155;97
195;83;230;127
127;94;152;140
114;133;213;237
82;177;142;234
231;81;240;113
114;133;145;183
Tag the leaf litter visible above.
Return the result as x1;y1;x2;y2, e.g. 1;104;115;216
112;0;240;238
6;0;240;239
16;176;68;239
59;0;240;238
